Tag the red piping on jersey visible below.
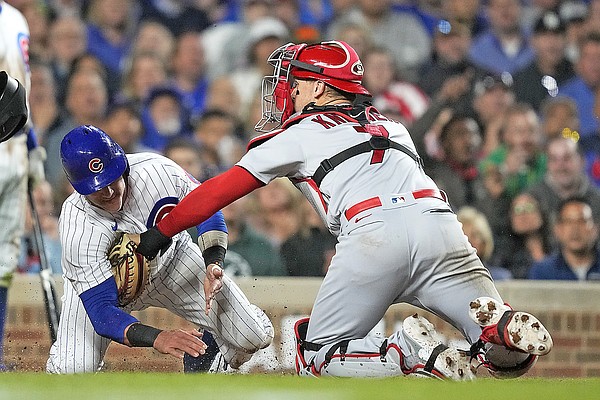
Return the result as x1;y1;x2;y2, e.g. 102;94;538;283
247;110;361;151
291;177;328;214
246;128;284;151
344;189;447;221
157;166;264;237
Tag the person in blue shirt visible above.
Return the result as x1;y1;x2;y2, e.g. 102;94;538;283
558;32;600;139
529;197;600;281
468;0;535;75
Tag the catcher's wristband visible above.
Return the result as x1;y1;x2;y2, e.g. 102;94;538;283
202;245;226;267
126;323;162;347
137;226;172;260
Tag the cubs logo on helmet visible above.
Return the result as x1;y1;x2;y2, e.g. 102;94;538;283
88;158;104;173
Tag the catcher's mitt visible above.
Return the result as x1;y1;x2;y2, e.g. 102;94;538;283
108;232;150;306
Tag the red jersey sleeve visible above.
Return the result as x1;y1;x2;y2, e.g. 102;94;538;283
157;166;264;237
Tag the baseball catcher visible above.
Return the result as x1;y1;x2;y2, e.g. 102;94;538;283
134;40;552;380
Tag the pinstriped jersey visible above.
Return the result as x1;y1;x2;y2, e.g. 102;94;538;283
237;110;439;235
59;153;200;295
0;1;30;105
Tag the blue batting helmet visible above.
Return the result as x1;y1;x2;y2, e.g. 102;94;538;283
60;125;129;195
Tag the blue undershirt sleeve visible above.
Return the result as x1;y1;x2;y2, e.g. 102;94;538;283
196;210;227;236
79;277;139;344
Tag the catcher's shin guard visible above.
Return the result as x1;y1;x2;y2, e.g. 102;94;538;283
469;297;552;356
294;318;402;378
401;314;476;380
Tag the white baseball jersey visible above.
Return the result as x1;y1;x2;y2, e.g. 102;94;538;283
0;1;30;282
47;153;272;373
238;107;503;376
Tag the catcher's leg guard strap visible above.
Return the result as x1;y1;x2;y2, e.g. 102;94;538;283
424;344;449;374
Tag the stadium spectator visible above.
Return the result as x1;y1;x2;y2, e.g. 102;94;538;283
28;59;64;147
20;0;51;60
441;0;488;37
227;17;290;124
469;73;515;157
456;206;513;281
163;137;207;182
221;197;286;277
539;96;580;141
202;0;275;79
85;0;138;79
246;178;303;249
512;11;575;112
422;114;487;212
520;0;562;34
170;32;211;119
192;109;244;172
326;0;432;82
334;22;372;59
418;18;480;115
561;0;589;63
529;197;600;280
468;0;535;75
102;99;146;154
493;192;552;279
478;103;546;240
130;20;176;65
140;86;192;152
361;47;429;127
527;135;600;243
44;68;108;191
119;51;169;108
138;0;210;37
280;200;337;277
558;32;600;139
46;15;88;106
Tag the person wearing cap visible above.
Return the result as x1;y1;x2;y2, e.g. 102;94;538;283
512;11;575;112
470;73;516;157
140;85;192;152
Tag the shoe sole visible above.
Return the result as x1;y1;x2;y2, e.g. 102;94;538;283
404;314;476;381
469;297;553;356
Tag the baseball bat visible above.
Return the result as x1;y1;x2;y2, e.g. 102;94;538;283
27;185;60;343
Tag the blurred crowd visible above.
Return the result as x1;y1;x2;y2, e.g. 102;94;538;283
12;0;600;281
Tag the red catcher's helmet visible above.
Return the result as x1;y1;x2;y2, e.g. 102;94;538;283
290;41;370;96
255;41;369;133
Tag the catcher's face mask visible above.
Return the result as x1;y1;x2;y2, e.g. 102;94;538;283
255;43;306;133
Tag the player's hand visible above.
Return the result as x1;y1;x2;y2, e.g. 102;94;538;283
153;329;207;359
134;226;173;260
204;263;223;316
